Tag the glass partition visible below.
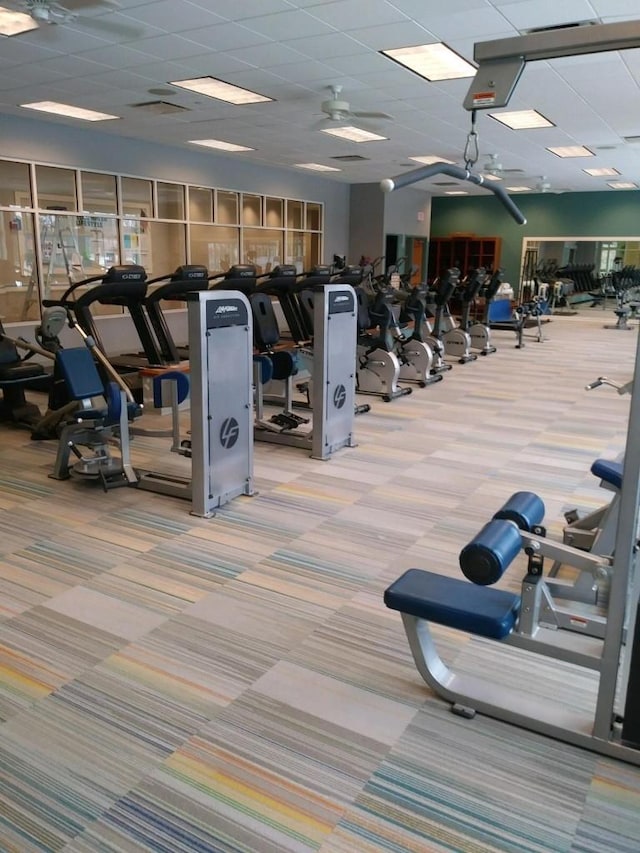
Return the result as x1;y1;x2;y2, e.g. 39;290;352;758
265;197;283;228
121;177;153;218
40;212;120;313
0;160;32;207
190;224;239;272
147;221;187;276
0;157;324;325
241;194;262;226
36;165;77;212
81;172;117;215
306;202;322;231
0;211;37;321
217;190;239;225
243;228;283;274
157;182;185;220
189;187;213;222
286;199;304;230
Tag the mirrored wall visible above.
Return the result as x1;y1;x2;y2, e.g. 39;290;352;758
521;237;640;290
0;158;324;323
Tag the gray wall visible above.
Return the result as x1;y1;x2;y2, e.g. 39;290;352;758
383;187;431;239
348;182;431;265
348;183;385;263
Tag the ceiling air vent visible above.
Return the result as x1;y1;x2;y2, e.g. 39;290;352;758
432;181;457;186
130;101;189;115
623;136;640;145
330;154;369;162
523;19;600;34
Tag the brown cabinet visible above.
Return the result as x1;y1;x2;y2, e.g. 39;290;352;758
428;235;501;282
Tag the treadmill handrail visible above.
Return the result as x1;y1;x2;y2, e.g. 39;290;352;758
380;162;527;225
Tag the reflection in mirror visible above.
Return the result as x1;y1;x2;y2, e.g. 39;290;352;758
0;211;38;321
521;237;640;303
190;225;239;272
40;213;120;314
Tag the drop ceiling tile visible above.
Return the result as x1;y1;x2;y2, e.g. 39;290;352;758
168;52;255;77
305;0;409;30
494;0;600;31
174;22;273;50
328;51;394;75
190;0;294;19
241;9;337;39
281;32;369;59
74;44;165;68
268;59;347;83
590;0;640;17
121;0;225;30
226;42;309;68
0;39;61;65
391;0;494;17
28;54;113;78
65;12;165;41
347;21;434;50
133;34;226;59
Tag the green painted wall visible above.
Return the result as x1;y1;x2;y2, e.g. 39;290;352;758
430;191;640;290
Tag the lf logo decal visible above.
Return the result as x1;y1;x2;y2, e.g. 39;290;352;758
333;384;346;409
220;417;239;449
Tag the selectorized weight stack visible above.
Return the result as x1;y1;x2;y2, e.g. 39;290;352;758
189;290;254;514
254;282;357;460
137;290;254;516
311;283;358;460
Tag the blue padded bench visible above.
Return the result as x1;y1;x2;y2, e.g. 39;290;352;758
384;568;520;640
591;458;622;491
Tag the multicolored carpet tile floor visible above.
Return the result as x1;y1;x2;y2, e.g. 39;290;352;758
1;309;640;852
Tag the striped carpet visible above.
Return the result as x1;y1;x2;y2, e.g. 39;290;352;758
1;307;640;852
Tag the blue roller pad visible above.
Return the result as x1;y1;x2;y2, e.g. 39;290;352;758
152;371;190;408
494;490;545;531
591;458;623;491
384;569;520;640
458;519;522;585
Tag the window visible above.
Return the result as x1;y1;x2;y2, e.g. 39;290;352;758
121;177;153;217
36;165;77;212
0;160;32;207
81;172;117;215
157;182;185;220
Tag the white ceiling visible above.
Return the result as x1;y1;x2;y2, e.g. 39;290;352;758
1;0;640;195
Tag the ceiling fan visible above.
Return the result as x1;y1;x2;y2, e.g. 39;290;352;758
482;155;568;193
311;85;393;130
7;0;141;36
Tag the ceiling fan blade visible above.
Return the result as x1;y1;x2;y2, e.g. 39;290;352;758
73;13;142;37
352;110;393;120
58;0;121;10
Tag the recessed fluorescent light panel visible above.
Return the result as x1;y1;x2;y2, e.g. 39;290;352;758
482;173;502;182
382;43;476;81
20;101;119;121
170;77;272;105
506;186;532;192
445;190;468;195
490;109;554;129
409;155;455;165
0;6;38;35
320;126;387;143
608;181;637;189
189;139;254;152
547;145;594;157
583;167;620;176
295;163;341;172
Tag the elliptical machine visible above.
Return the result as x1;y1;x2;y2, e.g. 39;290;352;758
460;268;496;356
433;268;477;364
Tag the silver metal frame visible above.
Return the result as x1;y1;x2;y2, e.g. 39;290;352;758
392;327;640;764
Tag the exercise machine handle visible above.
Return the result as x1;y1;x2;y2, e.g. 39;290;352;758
380;162;527;226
